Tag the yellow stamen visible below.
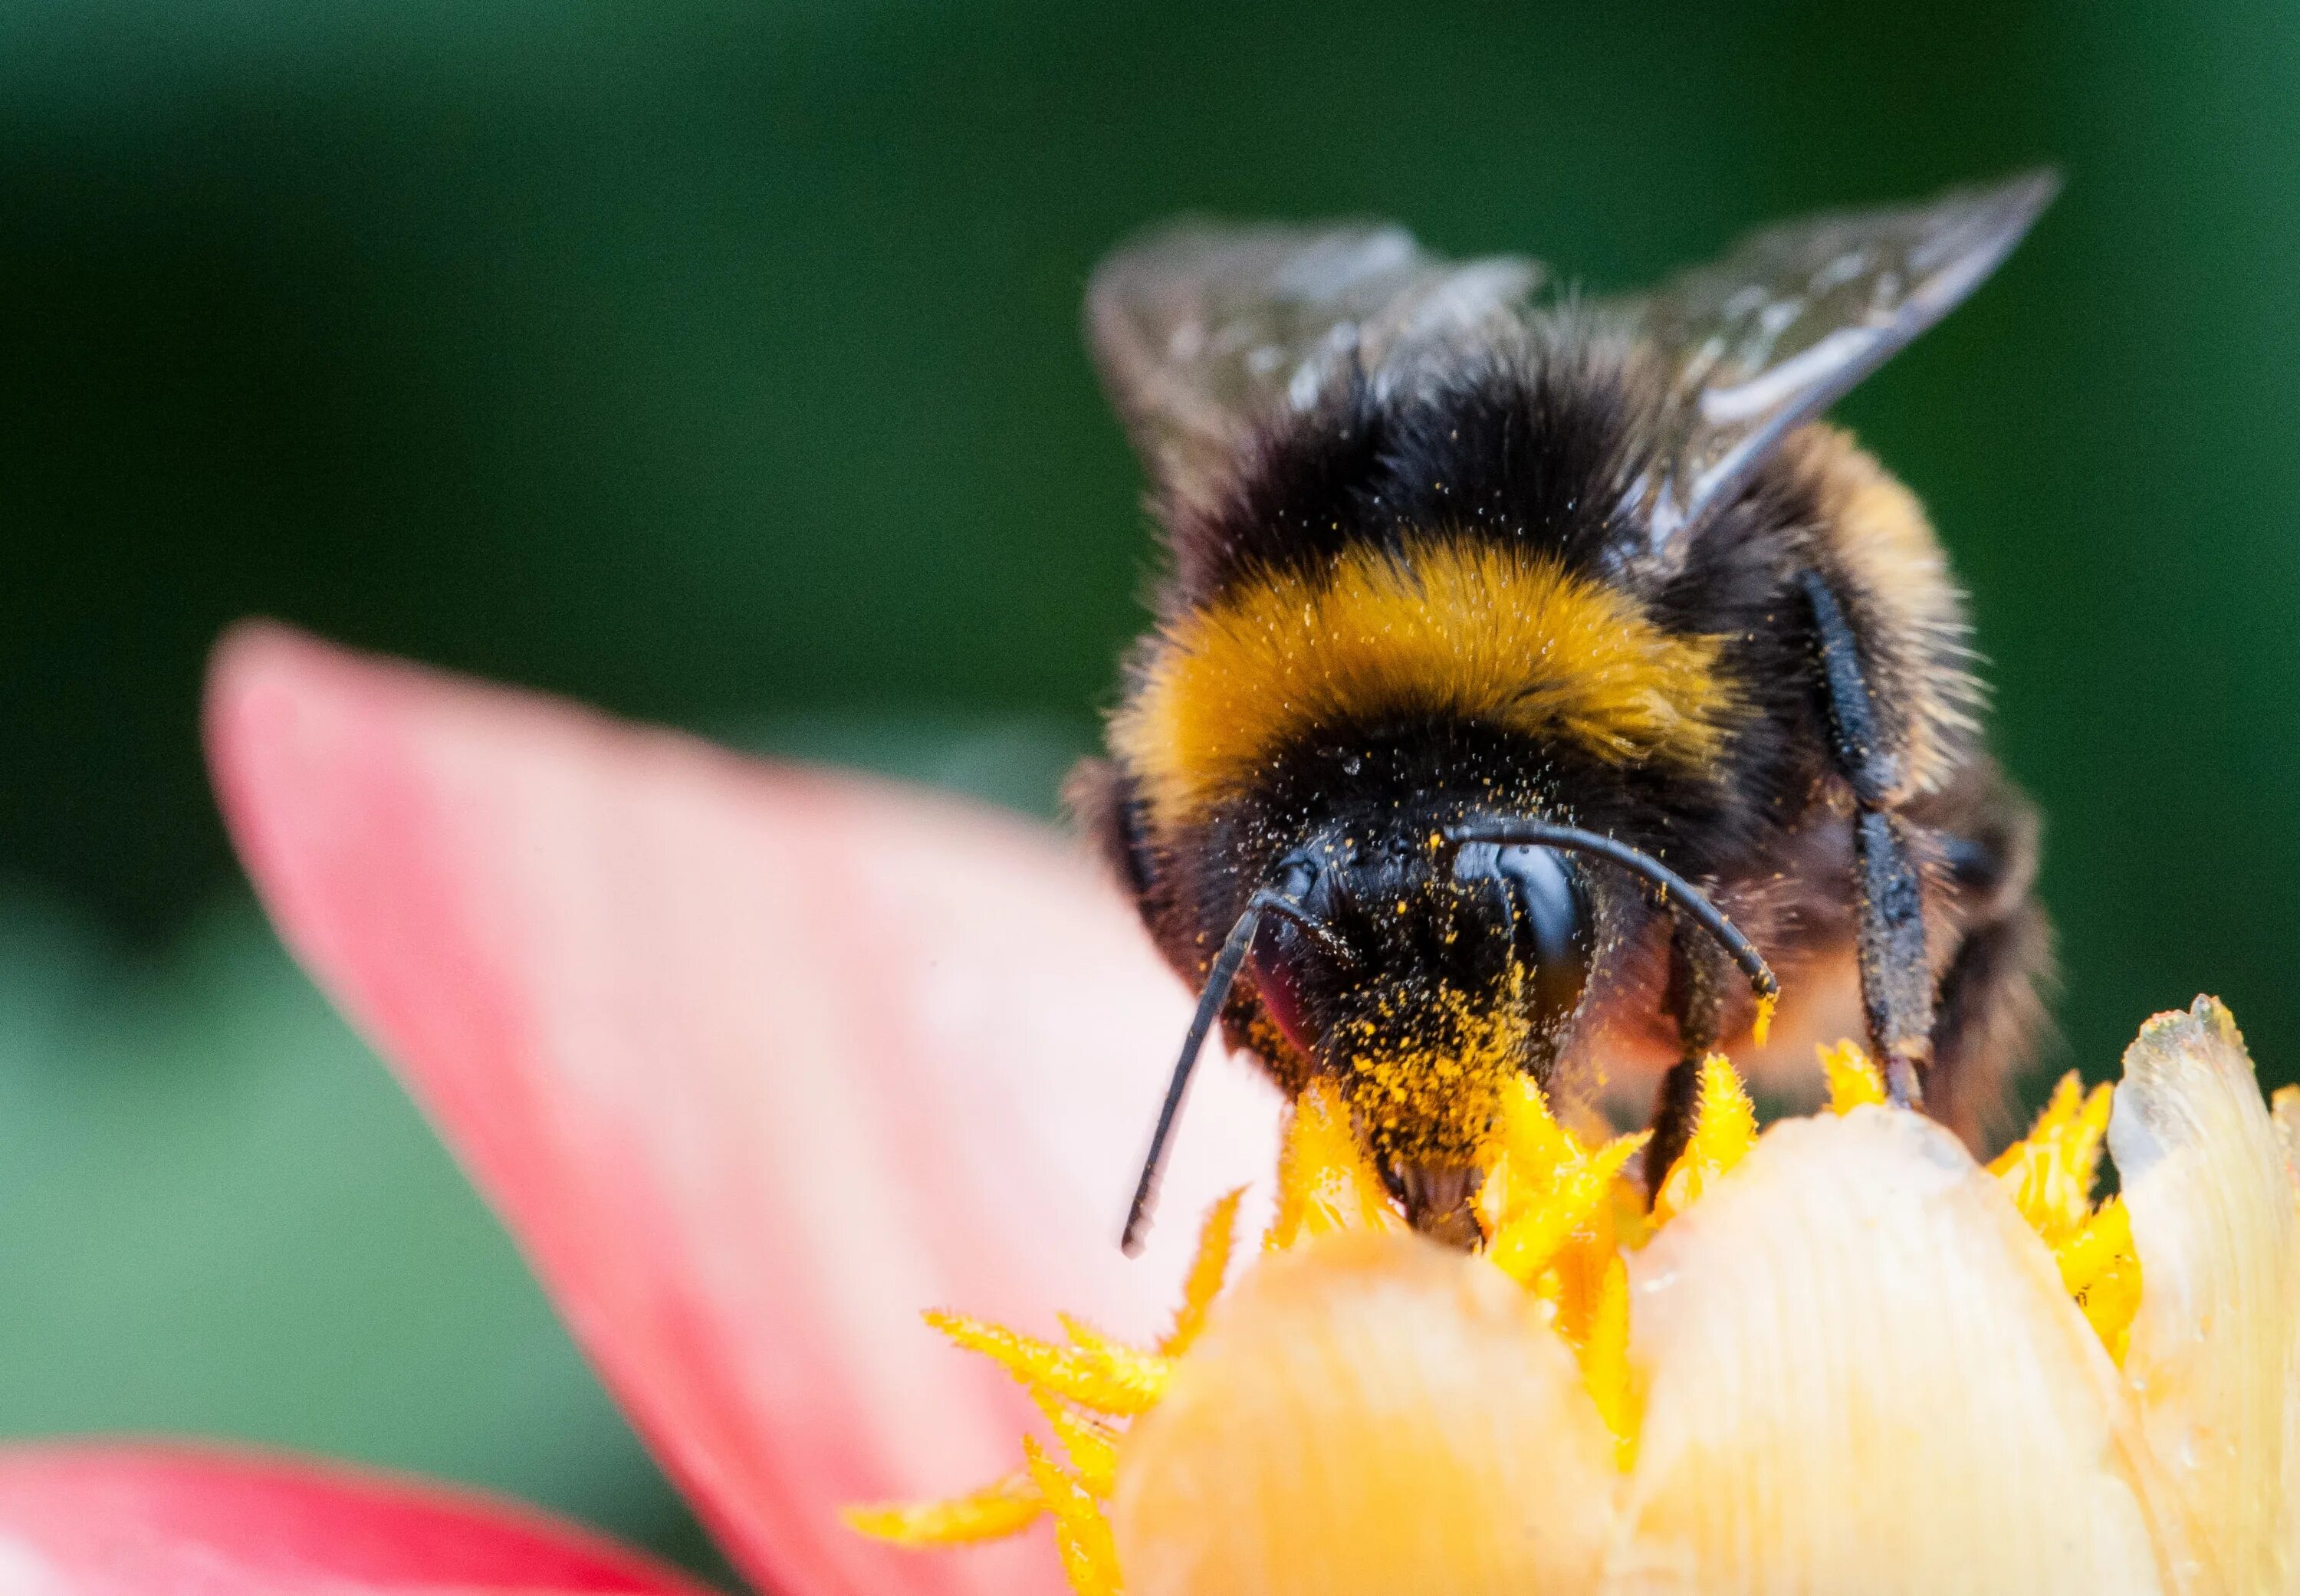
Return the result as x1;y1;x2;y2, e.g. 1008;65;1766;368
1468;1075;1650;1436
1487;1129;1646;1287
849;1315;1158;1555
924;1311;1170;1415
1028;1389;1121;1496
1267;1079;1408;1249
840;1469;1043;1546
1162;1187;1244;1355
1475;1075;1579;1234
1025;1436;1122;1596
1820;1039;1887;1113
1608;1174;1655;1253
2055;1195;2143;1365
1547;1223;1620;1350
1988;1071;2114;1247
1982;1070;2140;1360
1648;1053;1758;1227
1581;1254;1639;1469
1752;989;1778;1047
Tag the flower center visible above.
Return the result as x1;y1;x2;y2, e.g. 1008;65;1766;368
846;1044;2142;1595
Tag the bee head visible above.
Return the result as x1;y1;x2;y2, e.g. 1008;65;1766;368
1120;813;1775;1256
1245;826;1592;1242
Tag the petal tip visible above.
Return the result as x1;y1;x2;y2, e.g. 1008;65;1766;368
202;619;371;862
203;619;351;753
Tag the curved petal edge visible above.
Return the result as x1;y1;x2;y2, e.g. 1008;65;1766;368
0;1441;705;1596
204;622;1281;1596
2111;997;2300;1595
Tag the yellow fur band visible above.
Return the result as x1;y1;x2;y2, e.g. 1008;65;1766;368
1112;536;1737;828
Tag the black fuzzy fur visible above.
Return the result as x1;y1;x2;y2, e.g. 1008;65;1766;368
1160;344;1659;612
1078;338;2050;1153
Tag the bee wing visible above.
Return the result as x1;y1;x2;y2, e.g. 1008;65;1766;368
1087;222;1543;505
1619;169;2058;556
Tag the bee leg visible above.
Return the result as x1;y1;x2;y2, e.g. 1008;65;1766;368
1645;918;1727;1190
1798;570;1934;1105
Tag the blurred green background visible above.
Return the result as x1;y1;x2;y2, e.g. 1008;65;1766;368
5;0;2295;1584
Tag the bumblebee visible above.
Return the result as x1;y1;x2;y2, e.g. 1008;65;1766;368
1071;174;2059;1251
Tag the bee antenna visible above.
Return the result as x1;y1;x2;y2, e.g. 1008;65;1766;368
1446;819;1781;1012
1121;886;1306;1256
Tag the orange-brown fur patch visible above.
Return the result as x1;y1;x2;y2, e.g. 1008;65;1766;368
1113;536;1737;827
1786;425;1978;797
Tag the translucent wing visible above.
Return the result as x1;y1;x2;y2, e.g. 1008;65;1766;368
1621;169;2059;555
1087;222;1543;504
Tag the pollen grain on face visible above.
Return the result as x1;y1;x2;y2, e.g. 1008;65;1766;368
1333;977;1529;1170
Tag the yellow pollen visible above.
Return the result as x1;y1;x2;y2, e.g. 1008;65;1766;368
1336;976;1530;1167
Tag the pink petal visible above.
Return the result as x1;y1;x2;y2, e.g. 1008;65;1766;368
205;625;1282;1596
0;1441;705;1594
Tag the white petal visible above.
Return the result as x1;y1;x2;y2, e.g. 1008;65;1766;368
1612;1107;2199;1596
2111;997;2300;1594
2273;1088;2300;1194
1113;1233;1621;1596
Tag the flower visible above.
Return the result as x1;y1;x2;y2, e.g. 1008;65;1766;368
3;622;2293;1596
865;1003;2300;1595
3;622;1276;1596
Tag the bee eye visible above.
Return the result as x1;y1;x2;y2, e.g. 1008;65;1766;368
1253;910;1358;1055
1247;853;1346;1053
1493;845;1592;1026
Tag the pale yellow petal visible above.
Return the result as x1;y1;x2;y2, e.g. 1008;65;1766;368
1112;1232;1619;1596
1612;1106;2200;1596
2109;997;2300;1594
2271;1084;2300;1194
